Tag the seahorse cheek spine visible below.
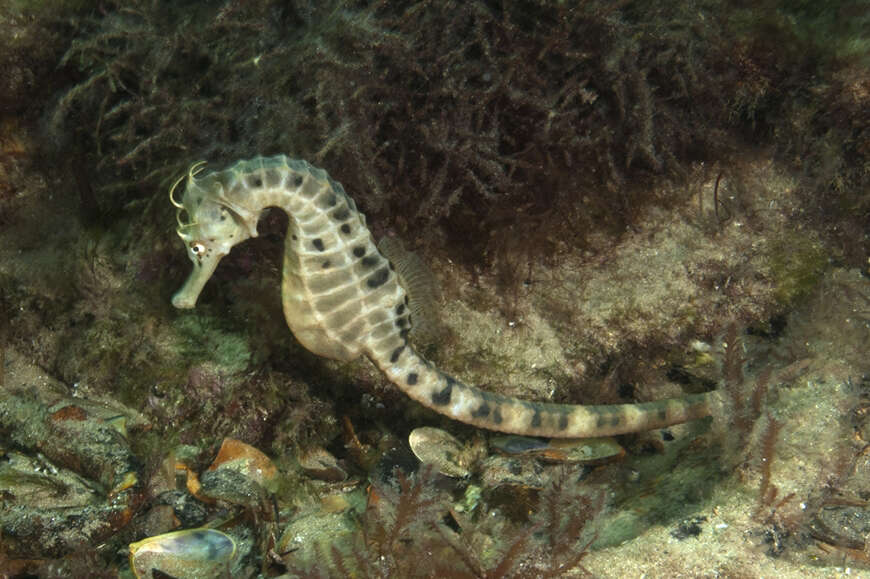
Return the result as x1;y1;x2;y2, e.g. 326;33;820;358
171;155;718;438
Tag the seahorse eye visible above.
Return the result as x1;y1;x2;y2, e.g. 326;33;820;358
190;242;206;256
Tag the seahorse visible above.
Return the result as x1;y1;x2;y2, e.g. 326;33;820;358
170;155;718;438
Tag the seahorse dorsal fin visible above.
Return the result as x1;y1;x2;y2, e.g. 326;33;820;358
377;236;443;346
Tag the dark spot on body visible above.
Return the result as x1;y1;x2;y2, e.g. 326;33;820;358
432;381;453;406
361;255;379;268
340;224;351;234
558;414;569;430
471;402;490;418
531;409;542;428
293;175;303;187
493;407;503;424
322;260;331;269
255;178;262;187
399;328;411;339
327;194;337;206
313;238;325;251
390;346;405;363
396;304;405;315
396;318;407;328
333;207;350;221
366;267;390;288
407;372;418;386
353;246;365;258
291;235;298;241
658;408;668;421
596;415;606;428
610;415;621;427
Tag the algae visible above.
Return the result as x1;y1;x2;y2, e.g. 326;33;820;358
172;313;252;374
768;233;828;306
0;0;868;576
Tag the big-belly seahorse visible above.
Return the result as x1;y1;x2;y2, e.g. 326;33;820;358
170;155;718;438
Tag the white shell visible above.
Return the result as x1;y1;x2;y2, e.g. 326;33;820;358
129;528;236;579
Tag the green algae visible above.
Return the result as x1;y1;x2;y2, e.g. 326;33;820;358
767;234;827;306
172;313;251;374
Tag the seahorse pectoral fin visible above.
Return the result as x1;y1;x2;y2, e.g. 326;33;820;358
172;254;223;309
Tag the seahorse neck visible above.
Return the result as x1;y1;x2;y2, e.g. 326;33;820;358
212;156;331;238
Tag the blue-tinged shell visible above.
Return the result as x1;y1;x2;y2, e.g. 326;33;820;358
129;528;237;579
491;435;624;464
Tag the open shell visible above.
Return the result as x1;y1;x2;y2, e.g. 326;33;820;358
129;528;237;579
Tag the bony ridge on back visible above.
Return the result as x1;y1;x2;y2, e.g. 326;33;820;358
171;155;721;438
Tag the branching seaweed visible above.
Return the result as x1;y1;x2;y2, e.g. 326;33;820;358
286;464;601;578
48;1;739;263
359;466;441;576
531;467;601;578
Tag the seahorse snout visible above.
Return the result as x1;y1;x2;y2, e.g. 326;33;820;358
172;253;223;309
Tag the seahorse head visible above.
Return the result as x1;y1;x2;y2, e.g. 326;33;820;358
169;162;256;309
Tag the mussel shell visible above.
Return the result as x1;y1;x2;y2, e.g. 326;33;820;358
546;437;625;464
408;426;472;478
491;435;624;464
489;435;550;455
197;438;279;505
207;438;278;491
298;446;347;481
129;528;236;579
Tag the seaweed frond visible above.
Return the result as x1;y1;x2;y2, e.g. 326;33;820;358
532;467;601;578
287;462;603;578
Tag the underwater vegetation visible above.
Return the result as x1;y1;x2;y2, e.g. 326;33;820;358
42;0;869;270
0;0;867;576
282;465;602;578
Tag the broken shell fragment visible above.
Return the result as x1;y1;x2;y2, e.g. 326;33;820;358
409;426;473;478
298;446;347;481
129;528;237;579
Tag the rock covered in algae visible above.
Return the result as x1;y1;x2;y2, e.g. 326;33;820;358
0;350;143;557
